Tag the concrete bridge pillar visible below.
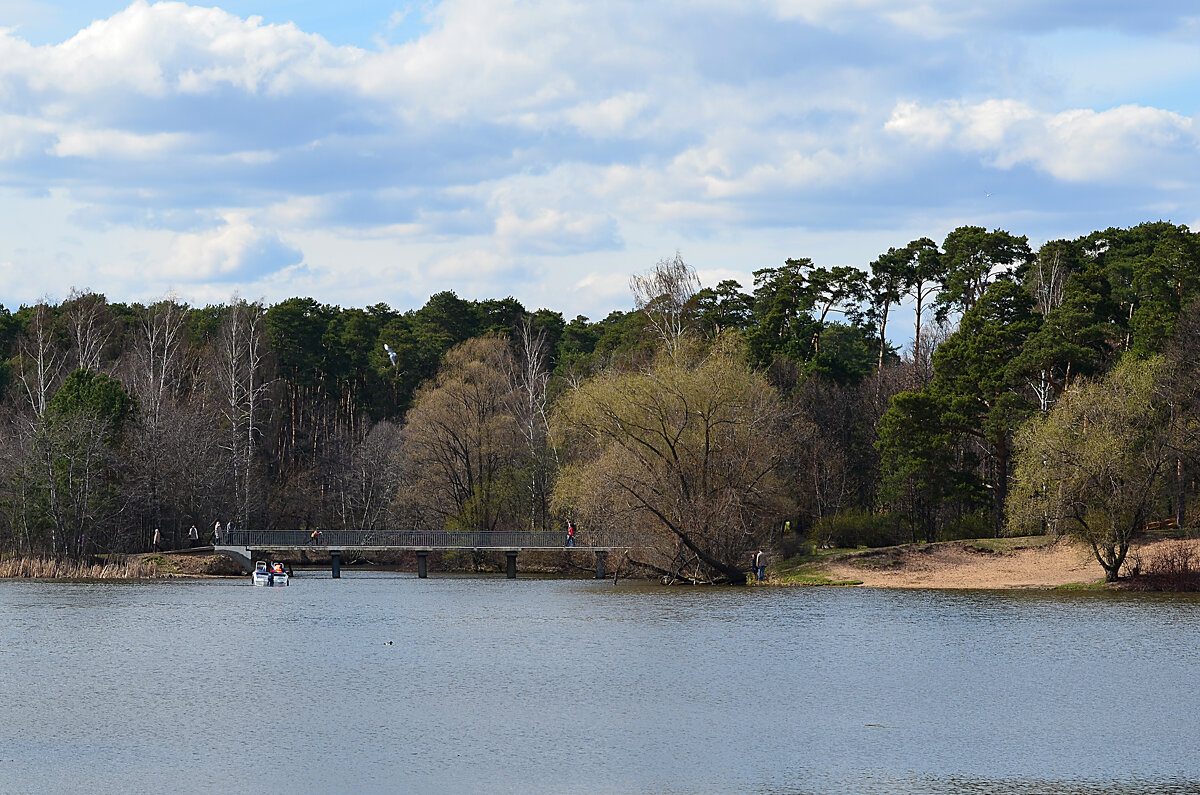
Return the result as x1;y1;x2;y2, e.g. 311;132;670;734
417;550;428;578
595;550;608;579
506;550;518;579
330;551;341;578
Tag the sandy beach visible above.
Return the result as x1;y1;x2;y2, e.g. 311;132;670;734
815;535;1200;589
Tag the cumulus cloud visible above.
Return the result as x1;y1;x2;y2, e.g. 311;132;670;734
1;0;1199;318
52;128;191;159
571;271;631;305
162;215;302;282
495;209;621;255
886;100;1198;183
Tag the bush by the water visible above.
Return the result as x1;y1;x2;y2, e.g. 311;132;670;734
1124;541;1200;591
776;532;813;560
809;510;904;549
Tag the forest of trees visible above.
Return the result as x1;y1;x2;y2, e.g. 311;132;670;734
4;221;1200;582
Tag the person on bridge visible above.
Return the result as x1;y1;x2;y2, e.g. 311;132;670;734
152;528;161;551
213;521;222;545
566;521;576;547
309;528;322;545
188;525;199;548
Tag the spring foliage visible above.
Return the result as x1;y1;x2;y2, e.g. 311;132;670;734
551;336;794;583
1009;356;1173;581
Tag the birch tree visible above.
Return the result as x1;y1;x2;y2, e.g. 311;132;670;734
213;298;271;530
630;252;700;360
15;303;65;419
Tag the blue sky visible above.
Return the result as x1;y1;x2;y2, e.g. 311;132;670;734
1;1;1199;341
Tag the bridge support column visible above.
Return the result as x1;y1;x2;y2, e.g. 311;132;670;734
595;550;608;579
506;550;518;579
417;551;428;578
330;551;341;579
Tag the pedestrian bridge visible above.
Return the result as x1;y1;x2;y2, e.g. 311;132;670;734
217;529;625;579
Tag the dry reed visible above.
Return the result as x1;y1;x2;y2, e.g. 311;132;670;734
0;556;162;579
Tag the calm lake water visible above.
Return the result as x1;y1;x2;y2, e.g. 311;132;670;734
1;573;1199;794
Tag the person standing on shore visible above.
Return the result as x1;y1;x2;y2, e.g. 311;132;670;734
754;549;765;582
152;528;161;551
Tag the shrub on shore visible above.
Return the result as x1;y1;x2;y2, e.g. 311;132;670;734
1123;541;1200;591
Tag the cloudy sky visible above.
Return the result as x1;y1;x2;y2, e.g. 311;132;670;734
1;1;1198;327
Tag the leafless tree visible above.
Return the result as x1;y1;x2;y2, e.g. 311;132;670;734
510;318;559;531
907;321;954;388
15;302;65;419
130;296;187;425
0;415;38;554
212;298;272;530
331;420;403;533
32;409;116;557
62;289;113;373
119;296;228;547
630;252;701;359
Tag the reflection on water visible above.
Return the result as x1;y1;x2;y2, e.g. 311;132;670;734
1;575;1198;794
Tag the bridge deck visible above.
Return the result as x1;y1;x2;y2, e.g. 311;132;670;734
239;545;623;552
222;530;626;552
214;531;625;578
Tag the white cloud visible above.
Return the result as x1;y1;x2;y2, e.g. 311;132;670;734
0;114;54;160
886;99;1198;183
571;271;630;304
494;209;620;255
31;1;356;97
162;214;302;281
1;0;1199;321
427;249;508;280
52;128;191;159
561;92;650;138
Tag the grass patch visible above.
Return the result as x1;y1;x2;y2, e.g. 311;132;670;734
810;547;863;559
963;535;1056;554
768;563;862;587
1054;580;1107;591
134;554;185;574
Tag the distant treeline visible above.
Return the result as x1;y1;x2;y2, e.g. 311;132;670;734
3;221;1200;583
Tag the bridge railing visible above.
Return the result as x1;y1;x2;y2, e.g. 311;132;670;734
223;529;615;549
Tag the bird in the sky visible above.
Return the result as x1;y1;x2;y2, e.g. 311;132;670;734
384;342;397;366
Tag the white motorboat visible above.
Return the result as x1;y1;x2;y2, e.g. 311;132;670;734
251;560;289;586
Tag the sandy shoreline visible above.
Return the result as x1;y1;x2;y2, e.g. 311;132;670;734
813;535;1200;589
